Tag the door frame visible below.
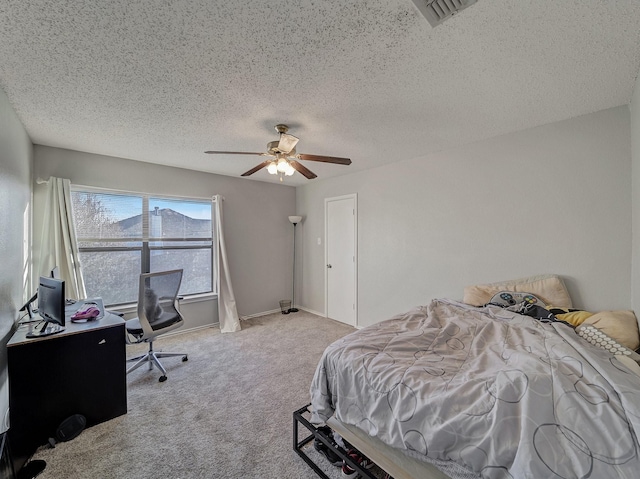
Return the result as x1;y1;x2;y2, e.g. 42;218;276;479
324;193;358;326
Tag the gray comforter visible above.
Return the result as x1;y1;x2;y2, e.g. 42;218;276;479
310;299;640;478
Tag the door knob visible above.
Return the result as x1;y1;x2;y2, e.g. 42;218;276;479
327;264;332;268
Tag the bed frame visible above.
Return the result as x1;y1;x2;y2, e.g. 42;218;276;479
293;404;452;479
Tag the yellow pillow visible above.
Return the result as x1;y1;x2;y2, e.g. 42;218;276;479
583;311;640;351
555;310;593;327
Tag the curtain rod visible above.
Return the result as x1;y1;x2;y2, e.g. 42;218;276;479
51;180;223;202
36;178;226;202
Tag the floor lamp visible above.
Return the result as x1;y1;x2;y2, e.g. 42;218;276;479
288;215;303;313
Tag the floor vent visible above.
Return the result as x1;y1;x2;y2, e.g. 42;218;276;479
411;0;479;27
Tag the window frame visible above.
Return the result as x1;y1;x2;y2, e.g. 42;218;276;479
70;186;216;306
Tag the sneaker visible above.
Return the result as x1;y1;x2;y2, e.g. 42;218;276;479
341;448;374;478
313;426;344;467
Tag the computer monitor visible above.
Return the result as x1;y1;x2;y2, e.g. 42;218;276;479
26;277;66;338
18;268;61;319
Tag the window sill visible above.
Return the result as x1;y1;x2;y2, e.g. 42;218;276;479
108;292;218;315
181;292;218;304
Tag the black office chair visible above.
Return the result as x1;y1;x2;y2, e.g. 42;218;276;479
125;269;188;382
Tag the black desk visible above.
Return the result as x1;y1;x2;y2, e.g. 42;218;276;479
7;304;127;470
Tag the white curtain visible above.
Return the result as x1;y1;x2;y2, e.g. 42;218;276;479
214;195;241;332
38;177;87;299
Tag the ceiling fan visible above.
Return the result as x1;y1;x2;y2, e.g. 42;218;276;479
205;124;351;180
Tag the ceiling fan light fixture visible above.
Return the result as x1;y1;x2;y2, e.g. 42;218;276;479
206;124;351;181
276;157;289;173
284;163;295;176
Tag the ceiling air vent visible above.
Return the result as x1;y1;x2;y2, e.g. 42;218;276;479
410;0;479;27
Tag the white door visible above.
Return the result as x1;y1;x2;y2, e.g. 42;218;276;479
325;194;357;326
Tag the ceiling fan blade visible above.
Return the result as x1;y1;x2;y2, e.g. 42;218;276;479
205;151;267;156
277;133;299;154
296;153;351;165
290;160;317;179
241;161;271;177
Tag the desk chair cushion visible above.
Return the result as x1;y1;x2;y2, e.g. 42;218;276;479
126;310;182;336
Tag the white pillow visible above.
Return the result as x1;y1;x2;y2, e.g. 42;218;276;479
464;274;572;308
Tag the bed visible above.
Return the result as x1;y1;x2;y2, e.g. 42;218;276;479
308;276;640;479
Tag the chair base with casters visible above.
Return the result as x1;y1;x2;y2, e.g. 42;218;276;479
125;269;189;382
126;341;188;383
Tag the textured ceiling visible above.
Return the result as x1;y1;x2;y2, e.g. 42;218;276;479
1;0;640;186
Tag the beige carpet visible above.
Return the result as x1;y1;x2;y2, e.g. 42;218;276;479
27;311;363;479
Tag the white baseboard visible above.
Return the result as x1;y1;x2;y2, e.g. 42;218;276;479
161;323;218;338
240;308;281;320
298;306;325;317
160;306;349;335
239;306;326;321
296;307;362;329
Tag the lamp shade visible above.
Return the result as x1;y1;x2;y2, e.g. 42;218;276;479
288;215;303;225
277;157;288;173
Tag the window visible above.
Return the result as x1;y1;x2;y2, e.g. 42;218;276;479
71;189;214;306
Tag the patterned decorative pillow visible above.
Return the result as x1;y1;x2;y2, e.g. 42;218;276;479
488;291;546;308
583;310;640;351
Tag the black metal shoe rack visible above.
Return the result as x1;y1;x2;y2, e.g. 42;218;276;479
293;404;378;479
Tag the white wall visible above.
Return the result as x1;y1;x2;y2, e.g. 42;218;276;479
632;73;640;311
297;106;632;328
0;86;33;432
34;146;296;329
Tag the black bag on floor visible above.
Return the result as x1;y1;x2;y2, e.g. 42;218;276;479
48;414;86;448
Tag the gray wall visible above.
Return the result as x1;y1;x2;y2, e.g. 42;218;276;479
632;73;640;312
297;106;632;328
0;86;33;430
34;146;296;328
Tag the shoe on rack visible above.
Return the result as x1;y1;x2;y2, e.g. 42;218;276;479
314;426;344;467
341;448;374;478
